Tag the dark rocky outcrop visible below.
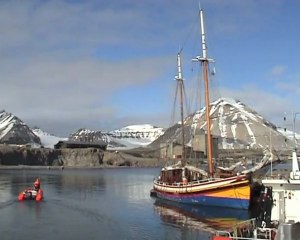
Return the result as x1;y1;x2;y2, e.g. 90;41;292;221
102;150;161;167
60;148;104;167
0;145;104;167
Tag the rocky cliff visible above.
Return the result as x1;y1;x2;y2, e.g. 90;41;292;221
0;145;104;167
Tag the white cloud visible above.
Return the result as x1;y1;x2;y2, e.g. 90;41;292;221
0;0;182;136
269;65;286;78
0;55;172;135
0;0;298;137
206;0;282;36
220;85;291;127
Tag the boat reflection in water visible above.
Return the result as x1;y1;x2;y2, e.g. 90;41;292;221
154;198;250;233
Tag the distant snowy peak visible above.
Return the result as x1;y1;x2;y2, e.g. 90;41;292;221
191;97;271;129
0;110;41;145
210;98;273;126
110;124;165;141
118;124;159;131
212;98;276;131
69;128;103;142
73;128;96;135
0;110;16;139
69;125;165;150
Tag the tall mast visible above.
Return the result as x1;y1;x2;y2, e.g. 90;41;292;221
176;53;186;166
193;8;214;177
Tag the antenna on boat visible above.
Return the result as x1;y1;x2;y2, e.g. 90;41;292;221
192;8;215;178
284;112;300;178
175;53;186;166
292;113;300;174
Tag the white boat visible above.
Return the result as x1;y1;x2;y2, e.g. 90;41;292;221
261;150;300;239
212;150;300;240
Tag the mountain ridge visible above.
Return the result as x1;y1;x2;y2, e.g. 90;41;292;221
150;98;294;150
0;98;297;150
69;124;165;150
0;110;41;145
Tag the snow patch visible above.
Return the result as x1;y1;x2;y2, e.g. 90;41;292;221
32;128;67;148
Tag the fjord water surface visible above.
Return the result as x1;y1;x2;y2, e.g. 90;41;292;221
0;168;239;240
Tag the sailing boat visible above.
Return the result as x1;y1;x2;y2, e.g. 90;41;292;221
152;8;251;210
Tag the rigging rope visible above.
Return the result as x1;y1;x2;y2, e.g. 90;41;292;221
170;81;179;128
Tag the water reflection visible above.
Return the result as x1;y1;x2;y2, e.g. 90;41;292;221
0;168;226;240
154;198;250;233
47;170;107;202
17;201;43;220
0;180;12;204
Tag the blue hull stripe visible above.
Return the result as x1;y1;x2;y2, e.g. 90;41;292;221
155;191;249;210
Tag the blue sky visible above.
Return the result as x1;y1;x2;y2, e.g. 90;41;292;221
0;0;299;136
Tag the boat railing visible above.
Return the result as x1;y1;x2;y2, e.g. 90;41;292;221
214;218;276;240
154;177;224;187
213;231;274;240
213;234;274;240
262;174;288;180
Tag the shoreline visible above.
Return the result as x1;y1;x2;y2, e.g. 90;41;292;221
0;164;161;170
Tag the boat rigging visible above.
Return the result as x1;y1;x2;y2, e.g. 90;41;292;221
192;8;215;178
151;7;252;210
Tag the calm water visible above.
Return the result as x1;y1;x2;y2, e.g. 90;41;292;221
0;168;249;240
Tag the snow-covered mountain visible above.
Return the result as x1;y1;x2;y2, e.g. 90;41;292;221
1;98;299;150
69;124;165;150
32;128;67;148
151;98;295;150
0;110;165;149
0;110;41;145
0;110;67;148
203;98;290;149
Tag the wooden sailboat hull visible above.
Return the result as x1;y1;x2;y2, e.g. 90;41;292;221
153;175;250;209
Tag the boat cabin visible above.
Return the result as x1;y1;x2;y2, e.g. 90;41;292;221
158;164;208;185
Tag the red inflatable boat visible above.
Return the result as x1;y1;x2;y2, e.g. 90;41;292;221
18;188;44;201
18;178;43;201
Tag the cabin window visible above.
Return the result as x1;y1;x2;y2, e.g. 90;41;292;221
160;169;182;184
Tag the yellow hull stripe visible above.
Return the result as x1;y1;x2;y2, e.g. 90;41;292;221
154;179;251;200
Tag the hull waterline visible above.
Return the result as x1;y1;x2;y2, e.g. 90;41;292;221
153;175;251;209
